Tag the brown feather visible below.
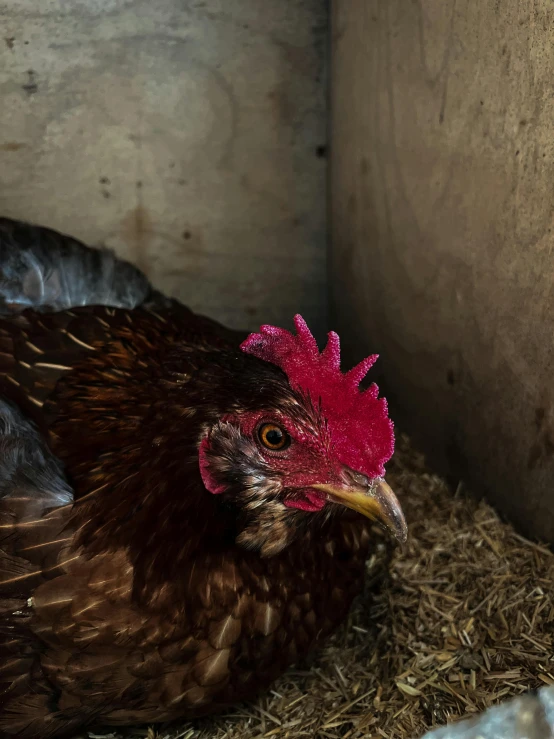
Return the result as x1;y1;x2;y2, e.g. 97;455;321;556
0;300;379;738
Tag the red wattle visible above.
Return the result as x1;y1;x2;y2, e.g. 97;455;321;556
284;488;326;512
199;437;227;494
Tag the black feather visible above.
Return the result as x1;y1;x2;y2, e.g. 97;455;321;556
0;217;151;314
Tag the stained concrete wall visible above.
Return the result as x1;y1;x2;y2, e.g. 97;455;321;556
0;0;327;335
331;1;554;542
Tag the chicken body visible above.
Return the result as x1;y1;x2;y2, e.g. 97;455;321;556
0;219;403;738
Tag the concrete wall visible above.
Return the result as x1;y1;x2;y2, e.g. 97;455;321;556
331;1;554;542
0;0;327;336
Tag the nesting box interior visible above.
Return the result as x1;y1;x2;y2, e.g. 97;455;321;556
1;1;553;739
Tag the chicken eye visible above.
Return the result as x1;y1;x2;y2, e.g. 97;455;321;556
258;423;290;451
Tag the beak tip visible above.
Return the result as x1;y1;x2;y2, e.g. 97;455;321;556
397;525;408;545
374;479;408;544
385;516;408;545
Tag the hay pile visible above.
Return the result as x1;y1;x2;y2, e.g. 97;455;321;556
94;435;554;739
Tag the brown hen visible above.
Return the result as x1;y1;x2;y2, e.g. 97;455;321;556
0;218;406;738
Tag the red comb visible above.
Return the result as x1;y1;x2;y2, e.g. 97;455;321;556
240;315;394;478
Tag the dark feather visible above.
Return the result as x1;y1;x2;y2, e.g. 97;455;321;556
0;217;150;314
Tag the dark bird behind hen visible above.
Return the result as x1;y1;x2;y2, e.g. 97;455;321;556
0;218;407;738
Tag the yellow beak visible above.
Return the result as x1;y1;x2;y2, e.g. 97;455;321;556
311;478;407;543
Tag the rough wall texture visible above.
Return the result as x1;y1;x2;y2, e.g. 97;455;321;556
0;0;327;335
330;1;554;542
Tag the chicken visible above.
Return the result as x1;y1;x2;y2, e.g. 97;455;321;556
0;218;407;738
